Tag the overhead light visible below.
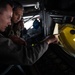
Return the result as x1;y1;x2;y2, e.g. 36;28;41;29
23;4;36;7
23;2;40;9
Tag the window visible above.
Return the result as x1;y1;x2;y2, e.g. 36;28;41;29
23;15;40;30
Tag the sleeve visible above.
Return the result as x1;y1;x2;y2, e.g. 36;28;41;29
0;35;48;65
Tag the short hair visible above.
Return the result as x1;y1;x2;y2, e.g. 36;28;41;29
0;0;13;13
13;1;24;11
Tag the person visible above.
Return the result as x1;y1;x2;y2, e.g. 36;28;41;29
1;1;24;37
8;1;24;37
1;1;27;45
13;18;25;37
9;18;28;45
0;0;58;65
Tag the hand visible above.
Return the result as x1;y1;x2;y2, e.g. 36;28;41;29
9;35;27;45
45;35;58;44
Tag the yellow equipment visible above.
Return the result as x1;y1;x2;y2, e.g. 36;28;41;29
58;24;75;57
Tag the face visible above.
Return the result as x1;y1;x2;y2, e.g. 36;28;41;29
0;4;13;32
12;8;23;23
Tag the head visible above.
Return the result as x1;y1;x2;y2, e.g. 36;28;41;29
0;0;13;32
11;1;24;23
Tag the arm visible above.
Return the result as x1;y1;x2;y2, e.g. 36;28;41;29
9;35;27;45
0;34;48;65
0;34;58;65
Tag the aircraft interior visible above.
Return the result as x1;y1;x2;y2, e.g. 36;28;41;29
1;0;75;75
